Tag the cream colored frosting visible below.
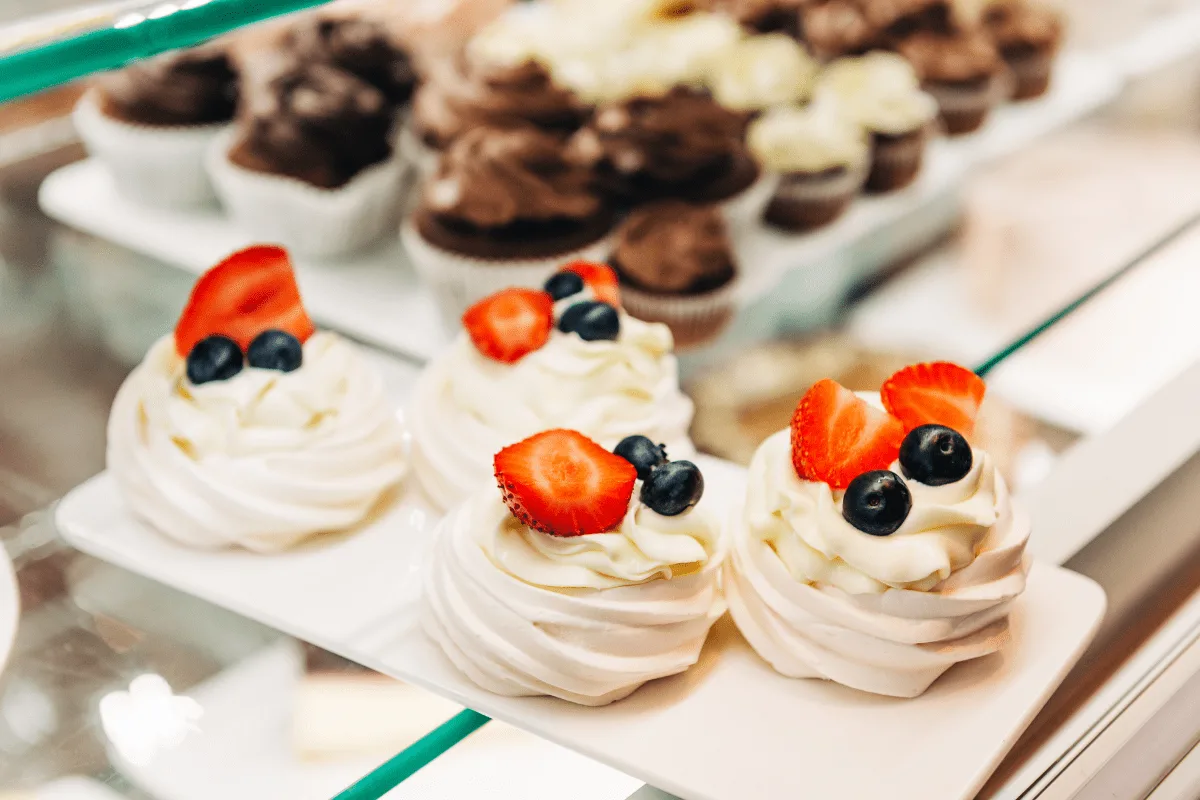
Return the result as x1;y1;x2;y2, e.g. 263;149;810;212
725;427;1030;697
410;313;695;510
423;482;725;705
711;34;819;112
747;100;869;174
107;333;407;552
816;52;939;135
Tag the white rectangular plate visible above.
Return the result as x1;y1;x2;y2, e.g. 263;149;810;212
56;457;1105;800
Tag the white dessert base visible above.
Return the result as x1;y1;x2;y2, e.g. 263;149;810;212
56;457;1106;800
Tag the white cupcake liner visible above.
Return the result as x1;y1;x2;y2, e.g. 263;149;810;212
73;90;226;209
619;276;740;349
400;217;616;330
719;169;780;229
206;129;407;259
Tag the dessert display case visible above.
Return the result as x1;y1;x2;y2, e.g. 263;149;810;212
4;1;1200;799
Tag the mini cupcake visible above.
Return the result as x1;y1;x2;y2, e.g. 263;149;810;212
75;44;238;208
709;33;820;119
861;0;953;40
409;267;695;510
896;29;1006;135
402;125;616;325
725;362;1030;697
282;15;418;106
207;60;405;258
107;245;407;553
424;428;724;706
747;100;869;231
404;52;586;177
816;52;939;192
800;0;882;60
611;201;739;348
981;0;1063;100
568;86;772;226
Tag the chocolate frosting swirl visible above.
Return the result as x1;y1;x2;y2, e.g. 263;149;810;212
614;201;735;294
284;16;417;105
983;1;1063;55
97;45;238;127
568;87;747;192
422;125;602;229
413;56;585;149
231;62;393;189
896;30;1001;83
802;1;880;58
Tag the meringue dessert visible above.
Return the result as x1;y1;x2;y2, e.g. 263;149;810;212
107;245;407;553
725;362;1030;698
409;262;695;510
424;428;725;706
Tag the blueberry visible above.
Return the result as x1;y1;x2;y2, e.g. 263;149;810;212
899;424;972;486
544;271;585;301
614;435;668;480
641;460;704;516
186;335;244;385
842;470;911;536
558;301;620;341
247;329;303;373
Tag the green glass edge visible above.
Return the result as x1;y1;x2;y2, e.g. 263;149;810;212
0;0;334;103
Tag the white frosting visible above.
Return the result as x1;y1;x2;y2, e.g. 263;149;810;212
747;99;869;174
423;485;725;705
107;333;407;552
711;34;819;112
410;313;695;510
726;427;1030;697
816;52;939;135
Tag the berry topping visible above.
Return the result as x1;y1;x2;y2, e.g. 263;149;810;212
641;460;704;516
881;362;986;438
842;470;911;536
558;301;620;341
613;435;668;480
562;261;621;307
247;329;304;373
463;288;554;364
174;245;315;357
899;424;973;486
791;378;905;490
544;270;586;302
494;429;637;537
186;335;244;385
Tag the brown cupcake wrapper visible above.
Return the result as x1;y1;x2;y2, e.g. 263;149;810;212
866;129;927;193
925;72;1011;136
401;218;615;330
619;278;740;349
1006;51;1055;101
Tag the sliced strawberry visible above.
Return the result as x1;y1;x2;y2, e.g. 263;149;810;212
174;245;315;356
791;378;905;490
494;429;637;537
563;261;621;307
881;362;986;438
462;288;554;363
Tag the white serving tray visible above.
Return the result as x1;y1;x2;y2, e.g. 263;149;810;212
55;456;1105;800
39;54;1119;366
0;544;18;676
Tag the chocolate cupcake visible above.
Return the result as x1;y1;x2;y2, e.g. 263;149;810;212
800;1;882;60
401;124;616;325
706;0;805;36
896;28;1005;135
748;100;869;231
404;54;586;176
283;16;417;106
816;52;939;192
568;87;774;226
207;61;405;257
611;201;739;347
75;44;238;207
981;0;1063;100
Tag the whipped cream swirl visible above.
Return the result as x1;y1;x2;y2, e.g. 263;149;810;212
816;52;939;136
108;333;407;552
726;428;1030;698
423;486;725;705
410;314;695;510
